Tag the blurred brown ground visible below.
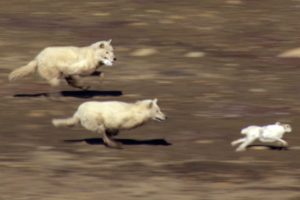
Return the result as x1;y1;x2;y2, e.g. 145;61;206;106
0;0;300;199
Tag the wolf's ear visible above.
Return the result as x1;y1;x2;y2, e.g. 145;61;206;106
153;98;158;104
148;101;154;108
108;39;112;44
99;43;105;48
275;122;281;125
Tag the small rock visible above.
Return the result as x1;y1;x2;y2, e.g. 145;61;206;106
168;15;186;20
145;9;162;13
159;19;175;24
92;12;111;17
129;22;148;26
124;94;142;98
156;80;172;84
23;124;42;130
32;12;49;15
117;47;130;52
226;0;243;5
184;52;205;58
27;110;45;117
37;146;54;151
195;140;214;144
249;88;267;93
131;48;157;57
278;47;300;58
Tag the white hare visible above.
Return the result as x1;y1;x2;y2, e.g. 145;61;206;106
232;122;292;152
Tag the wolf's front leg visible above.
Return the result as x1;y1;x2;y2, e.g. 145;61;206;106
45;78;65;100
90;71;104;81
106;129;119;137
65;75;90;90
102;129;122;149
89;71;102;76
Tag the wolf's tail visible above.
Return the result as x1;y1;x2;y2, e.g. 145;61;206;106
52;114;80;127
9;60;38;81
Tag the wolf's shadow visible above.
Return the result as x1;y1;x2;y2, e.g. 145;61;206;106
247;144;289;151
14;90;123;98
64;138;172;146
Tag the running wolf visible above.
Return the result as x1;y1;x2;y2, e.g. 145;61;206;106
9;40;116;90
52;99;167;149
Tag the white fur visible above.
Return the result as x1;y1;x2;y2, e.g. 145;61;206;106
9;40;115;88
231;122;292;152
52;99;167;148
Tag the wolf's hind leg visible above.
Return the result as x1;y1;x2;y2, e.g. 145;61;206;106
101;128;122;149
65;75;90;90
45;78;64;99
48;78;61;87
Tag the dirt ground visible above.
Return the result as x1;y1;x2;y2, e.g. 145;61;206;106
1;0;300;199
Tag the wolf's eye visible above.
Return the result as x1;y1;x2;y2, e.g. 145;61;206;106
106;51;109;54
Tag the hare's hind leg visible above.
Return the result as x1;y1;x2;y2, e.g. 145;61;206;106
231;138;246;146
236;137;256;152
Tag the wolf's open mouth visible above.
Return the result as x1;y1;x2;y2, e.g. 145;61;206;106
154;117;165;122
100;59;113;66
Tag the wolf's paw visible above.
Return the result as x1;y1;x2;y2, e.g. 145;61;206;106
105;140;123;149
81;85;91;91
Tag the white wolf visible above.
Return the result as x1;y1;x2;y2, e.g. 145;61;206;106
52;99;167;149
9;40;116;90
231;122;292;152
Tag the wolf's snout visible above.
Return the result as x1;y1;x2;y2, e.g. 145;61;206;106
155;114;167;122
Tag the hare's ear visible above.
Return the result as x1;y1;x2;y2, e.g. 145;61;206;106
153;98;158;104
107;39;112;44
99;42;105;48
275;122;281;125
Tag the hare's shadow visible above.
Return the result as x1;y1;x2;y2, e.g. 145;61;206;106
248;144;289;151
64;138;172;146
14;90;123;98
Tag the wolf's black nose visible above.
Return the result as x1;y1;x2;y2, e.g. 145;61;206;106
114;58;117;61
